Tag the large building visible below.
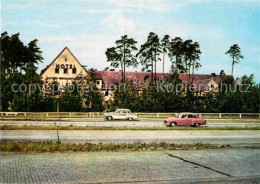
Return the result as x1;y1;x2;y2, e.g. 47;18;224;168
40;47;88;86
41;47;232;101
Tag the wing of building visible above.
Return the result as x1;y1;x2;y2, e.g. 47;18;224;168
40;47;233;100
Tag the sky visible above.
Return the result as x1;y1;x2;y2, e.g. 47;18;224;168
1;0;260;82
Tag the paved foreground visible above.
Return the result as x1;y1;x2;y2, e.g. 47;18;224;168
1;118;259;127
1;130;260;145
1;149;260;183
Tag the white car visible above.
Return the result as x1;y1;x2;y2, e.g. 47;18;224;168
104;109;138;120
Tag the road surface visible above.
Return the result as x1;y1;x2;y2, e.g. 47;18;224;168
1;130;260;145
1;149;260;183
1;118;259;127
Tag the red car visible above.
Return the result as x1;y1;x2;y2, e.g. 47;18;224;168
164;112;206;127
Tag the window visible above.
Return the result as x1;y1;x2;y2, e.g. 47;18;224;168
115;110;121;113
181;114;186;118
122;110;127;113
72;68;76;74
96;80;100;85
211;85;214;89
188;114;193;118
65;58;67;61
55;68;59;73
64;68;68;74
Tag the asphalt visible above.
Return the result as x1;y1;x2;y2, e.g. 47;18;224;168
1;130;260;146
0;118;259;127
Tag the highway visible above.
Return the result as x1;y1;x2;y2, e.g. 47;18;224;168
1;118;260;183
0;118;259;127
1;130;260;146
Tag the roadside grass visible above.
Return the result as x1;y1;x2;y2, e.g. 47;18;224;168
1;125;259;130
0;141;219;153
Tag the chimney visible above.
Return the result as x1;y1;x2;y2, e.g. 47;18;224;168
211;73;216;77
110;69;115;71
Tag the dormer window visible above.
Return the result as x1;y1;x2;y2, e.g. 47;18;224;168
72;68;76;74
55;68;59;73
96;80;100;85
65;57;67;61
211;85;214;89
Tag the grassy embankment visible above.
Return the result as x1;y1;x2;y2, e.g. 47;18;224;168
1;125;259;130
0;141;220;153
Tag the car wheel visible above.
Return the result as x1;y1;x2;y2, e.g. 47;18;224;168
107;116;113;121
171;122;177;127
195;123;200;127
128;117;133;121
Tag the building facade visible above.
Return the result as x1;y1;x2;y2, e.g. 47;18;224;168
41;47;87;87
41;47;232;101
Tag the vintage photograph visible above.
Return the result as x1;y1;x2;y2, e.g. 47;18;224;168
0;0;260;183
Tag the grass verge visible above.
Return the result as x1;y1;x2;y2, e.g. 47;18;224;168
0;141;219;153
0;125;259;131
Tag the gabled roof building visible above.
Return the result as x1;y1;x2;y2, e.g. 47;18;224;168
41;47;233;101
41;47;88;87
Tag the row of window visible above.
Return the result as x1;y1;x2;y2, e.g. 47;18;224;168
115;110;131;113
179;114;198;118
55;68;76;74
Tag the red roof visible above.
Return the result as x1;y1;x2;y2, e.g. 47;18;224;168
95;71;169;89
94;71;233;91
179;73;231;91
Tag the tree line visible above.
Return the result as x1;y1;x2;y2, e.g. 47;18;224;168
104;33;258;113
106;32;243;85
0;31;258;113
105;72;259;113
106;33;202;85
0;32;104;112
1;32;43;111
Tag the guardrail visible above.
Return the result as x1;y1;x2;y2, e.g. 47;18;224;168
0;112;103;118
138;113;260;119
0;112;259;119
